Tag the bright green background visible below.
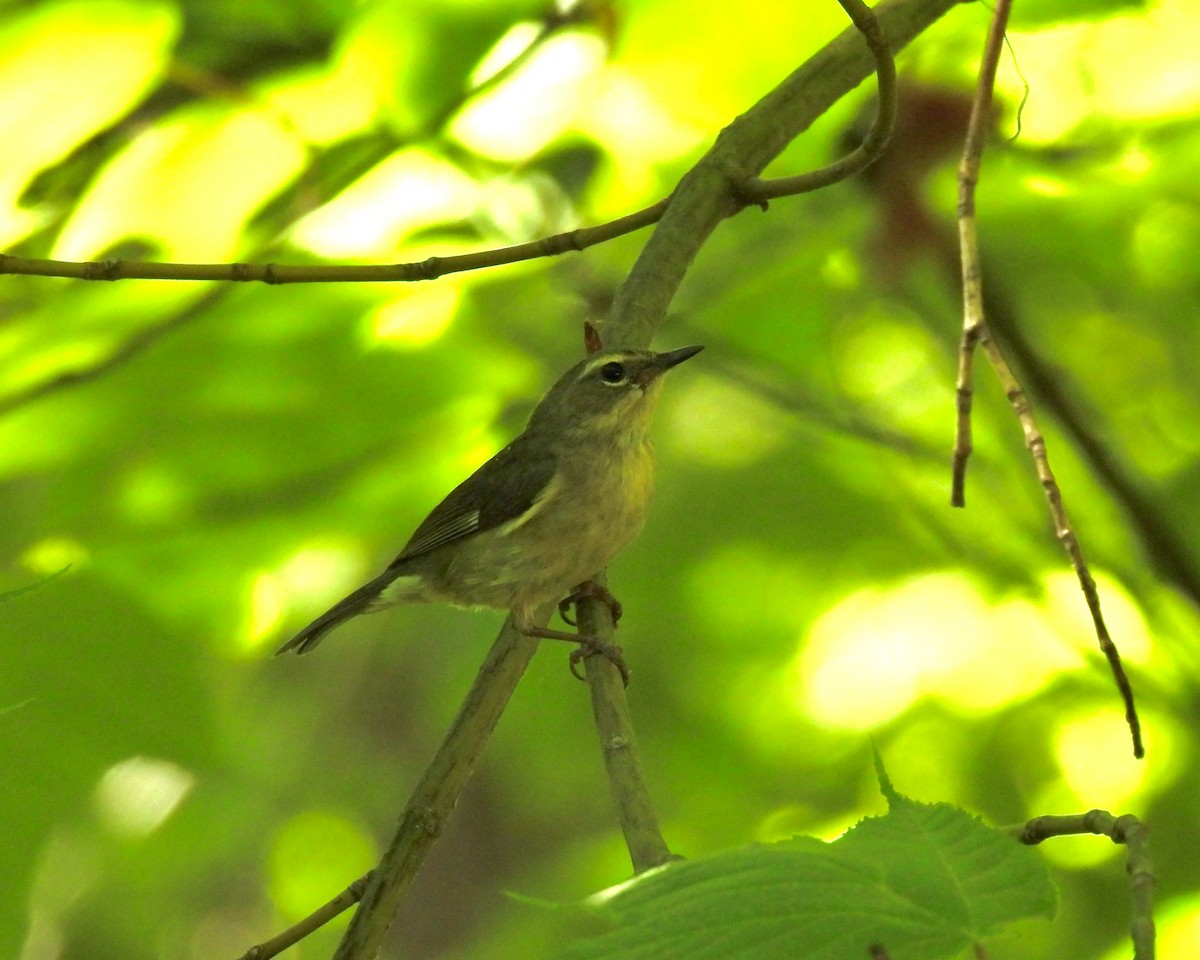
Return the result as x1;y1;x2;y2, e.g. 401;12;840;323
2;0;1198;958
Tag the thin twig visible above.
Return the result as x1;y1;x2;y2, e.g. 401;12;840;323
979;287;1200;612
978;342;1142;761
0;10;631;420
951;0;1009;507
740;0;897;203
608;0;961;351
0;201;665;420
234;872;371;960
1012;810;1155;960
0;201;668;286
949;0;1142;759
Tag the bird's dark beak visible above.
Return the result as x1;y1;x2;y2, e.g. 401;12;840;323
637;345;704;385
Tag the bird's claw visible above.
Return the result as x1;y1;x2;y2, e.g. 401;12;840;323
569;637;630;686
559;580;623;628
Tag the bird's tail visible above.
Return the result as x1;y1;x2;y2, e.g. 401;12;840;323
275;571;396;655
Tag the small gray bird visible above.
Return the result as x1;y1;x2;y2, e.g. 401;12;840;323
276;337;702;679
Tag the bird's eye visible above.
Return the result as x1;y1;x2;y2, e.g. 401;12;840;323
599;361;626;384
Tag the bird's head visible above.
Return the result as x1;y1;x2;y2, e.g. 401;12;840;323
528;345;704;442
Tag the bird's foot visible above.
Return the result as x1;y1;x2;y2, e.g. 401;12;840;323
523;625;630;686
570;636;630;686
558;580;623;628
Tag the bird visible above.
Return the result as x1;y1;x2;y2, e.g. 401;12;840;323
276;328;702;681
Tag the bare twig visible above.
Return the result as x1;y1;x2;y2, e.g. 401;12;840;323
949;0;1142;759
0;8;627;421
607;0;961;350
0;203;670;420
1013;810;1155;960
234;873;371;960
979;291;1200;613
0;201;668;286
951;0;1008;506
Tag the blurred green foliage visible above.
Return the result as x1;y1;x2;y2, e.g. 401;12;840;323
2;1;1199;959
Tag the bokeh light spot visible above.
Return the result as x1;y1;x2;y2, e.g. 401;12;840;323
94;756;194;837
451;31;606;163
367;281;461;349
54;105;304;260
0;0;179;248
667;376;785;468
238;544;366;653
290;148;477;258
795;572;1087;730
21;537;89;575
1055;707;1183;811
1140;897;1200;960
269;811;377;922
118;463;192;526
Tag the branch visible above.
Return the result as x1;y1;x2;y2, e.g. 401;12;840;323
331;622;541;960
948;0;1143;759
1013;810;1155;960
0;0;916;419
0;201;668;285
950;0;1007;507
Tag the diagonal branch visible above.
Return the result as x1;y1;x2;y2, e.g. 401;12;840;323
330;622;541;960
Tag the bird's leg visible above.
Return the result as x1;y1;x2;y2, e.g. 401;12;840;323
557;580;624;628
521;625;630;686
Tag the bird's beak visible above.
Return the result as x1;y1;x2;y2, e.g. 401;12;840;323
637;345;704;385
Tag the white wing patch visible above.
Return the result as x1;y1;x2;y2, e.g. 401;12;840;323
494;470;563;537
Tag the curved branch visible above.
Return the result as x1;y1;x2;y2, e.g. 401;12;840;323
740;0;898;203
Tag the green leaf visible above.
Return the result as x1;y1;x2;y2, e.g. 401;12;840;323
554;767;1055;960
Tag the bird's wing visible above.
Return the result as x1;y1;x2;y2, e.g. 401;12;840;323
390;435;559;565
